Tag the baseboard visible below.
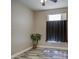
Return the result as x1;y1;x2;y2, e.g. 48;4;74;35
11;47;32;58
38;45;68;50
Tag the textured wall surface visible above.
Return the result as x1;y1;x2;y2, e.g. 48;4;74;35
11;0;34;55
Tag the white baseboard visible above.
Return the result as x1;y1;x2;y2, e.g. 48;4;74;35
11;47;32;58
38;45;68;50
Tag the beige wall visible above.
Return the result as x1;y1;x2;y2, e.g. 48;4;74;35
11;0;34;55
34;8;68;48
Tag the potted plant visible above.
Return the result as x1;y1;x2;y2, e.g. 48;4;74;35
31;33;41;49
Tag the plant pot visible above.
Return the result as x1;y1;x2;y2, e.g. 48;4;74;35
32;44;37;49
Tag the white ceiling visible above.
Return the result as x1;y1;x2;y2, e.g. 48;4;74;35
19;0;68;11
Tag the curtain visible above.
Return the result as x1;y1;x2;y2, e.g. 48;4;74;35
46;20;67;42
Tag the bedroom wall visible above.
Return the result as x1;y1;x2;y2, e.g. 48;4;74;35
11;0;34;55
34;7;68;48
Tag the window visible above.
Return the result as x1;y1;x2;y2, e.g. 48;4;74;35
48;14;61;21
46;14;67;43
48;13;66;21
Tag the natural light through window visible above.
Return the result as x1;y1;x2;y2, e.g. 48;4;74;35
48;14;61;21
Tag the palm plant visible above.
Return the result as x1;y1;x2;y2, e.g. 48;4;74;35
31;33;41;49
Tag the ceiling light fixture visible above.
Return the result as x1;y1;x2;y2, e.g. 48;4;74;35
40;0;47;6
40;0;57;6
